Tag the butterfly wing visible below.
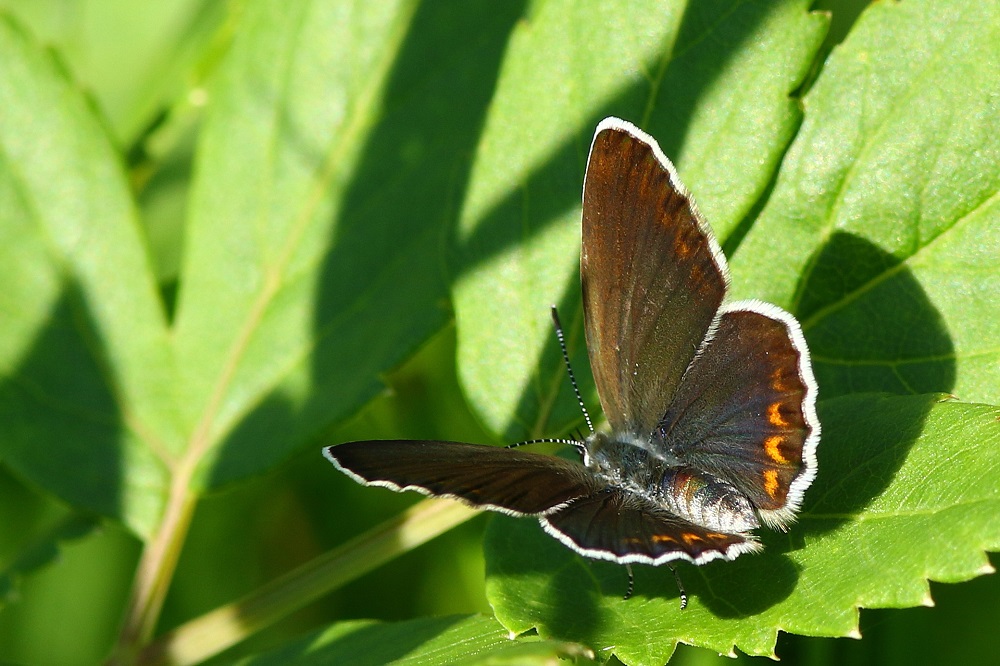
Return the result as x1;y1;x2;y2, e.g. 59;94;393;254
325;441;602;516
582;118;729;435
655;301;820;528
540;487;760;565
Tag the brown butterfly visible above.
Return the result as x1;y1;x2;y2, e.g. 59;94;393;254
325;117;819;601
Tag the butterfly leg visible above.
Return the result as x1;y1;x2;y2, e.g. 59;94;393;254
624;563;634;600
668;563;688;610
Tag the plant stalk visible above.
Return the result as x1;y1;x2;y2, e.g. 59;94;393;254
108;482;199;665
139;498;478;666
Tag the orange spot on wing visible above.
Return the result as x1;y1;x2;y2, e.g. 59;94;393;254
651;534;677;544
771;368;789;392
681;533;705;545
763;469;780;498
768;402;790;427
764;435;788;464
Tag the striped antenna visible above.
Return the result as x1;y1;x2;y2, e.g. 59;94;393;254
506;437;585;455
550;305;595;435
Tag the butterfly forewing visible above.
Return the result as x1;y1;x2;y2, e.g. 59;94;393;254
582;119;728;436
325;441;601;516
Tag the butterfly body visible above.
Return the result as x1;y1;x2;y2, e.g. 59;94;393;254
582;431;760;535
325;117;818;570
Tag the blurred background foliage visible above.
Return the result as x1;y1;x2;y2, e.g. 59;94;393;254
0;0;997;664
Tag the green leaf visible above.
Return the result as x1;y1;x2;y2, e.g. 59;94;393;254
1;0;229;145
485;395;1000;663
452;0;828;440
0;514;96;608
2;1;540;653
237;614;593;666
731;0;1000;403
476;0;1000;662
174;0;525;489
3;1;997;662
0;15;177;538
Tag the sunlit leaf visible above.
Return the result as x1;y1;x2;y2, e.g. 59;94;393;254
452;0;828;440
0;16;176;537
487;396;1000;663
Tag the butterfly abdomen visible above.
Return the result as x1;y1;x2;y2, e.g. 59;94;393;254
655;468;759;534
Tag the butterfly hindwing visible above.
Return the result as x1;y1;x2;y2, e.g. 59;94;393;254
653;302;820;526
540;487;760;565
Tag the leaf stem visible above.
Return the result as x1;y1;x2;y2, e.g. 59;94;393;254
138;498;478;666
108;482;198;665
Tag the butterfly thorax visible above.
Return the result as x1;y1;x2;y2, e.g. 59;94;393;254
584;431;759;534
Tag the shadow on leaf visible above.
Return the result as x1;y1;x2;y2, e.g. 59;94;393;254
799;231;956;399
794;232;953;533
0;282;143;533
206;0;526;487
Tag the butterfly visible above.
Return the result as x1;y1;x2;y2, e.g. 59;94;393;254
325;117;819;594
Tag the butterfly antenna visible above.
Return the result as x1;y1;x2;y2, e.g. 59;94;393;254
550;305;595;435
668;563;688;610
506;437;582;450
624;564;635;601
